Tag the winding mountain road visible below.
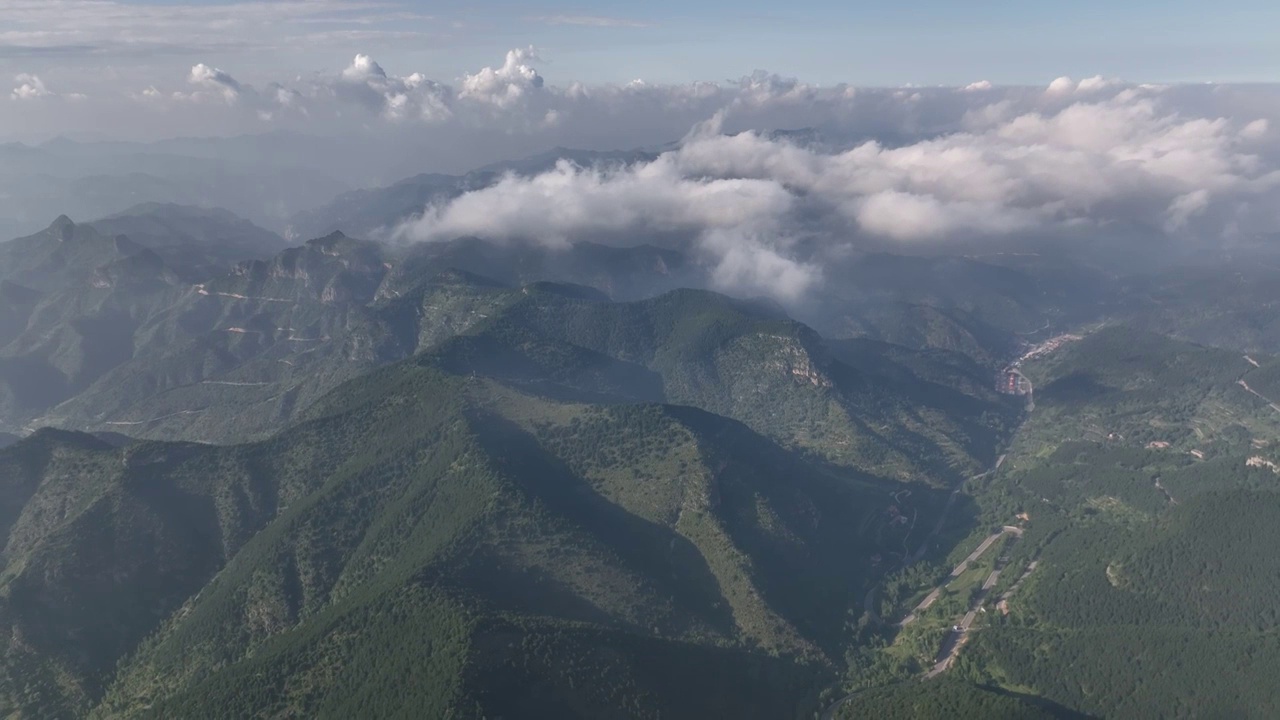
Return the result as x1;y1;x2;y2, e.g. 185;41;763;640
908;455;1005;566
900;525;1022;628
817;335;1084;718
923;550;1012;679
1238;379;1280;414
196;285;292;303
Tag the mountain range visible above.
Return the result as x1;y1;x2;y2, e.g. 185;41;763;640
3;163;1280;718
0;201;1025;717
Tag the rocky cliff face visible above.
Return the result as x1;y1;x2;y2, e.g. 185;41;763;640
763;333;834;389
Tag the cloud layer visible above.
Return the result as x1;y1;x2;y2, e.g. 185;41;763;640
390;75;1278;300
5;45;1280;302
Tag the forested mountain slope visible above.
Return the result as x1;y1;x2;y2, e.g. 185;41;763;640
447;285;1018;484
0;349;933;718
0;223;1018;481
841;326;1280;718
87;203;288;279
0;229;395;439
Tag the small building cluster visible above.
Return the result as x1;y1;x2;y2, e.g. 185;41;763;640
995;371;1031;396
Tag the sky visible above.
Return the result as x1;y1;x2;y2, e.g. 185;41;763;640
3;0;1280;303
3;0;1280;93
1;0;1277;144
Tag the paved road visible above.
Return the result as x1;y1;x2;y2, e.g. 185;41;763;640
996;560;1039;611
816;443;1024;716
956;528;1021;575
899;587;944;626
820;515;1028;717
900;525;1021;627
1009;369;1035;411
1239;379;1280;414
819;690;861;720
908;455;1005;565
923;550;1015;679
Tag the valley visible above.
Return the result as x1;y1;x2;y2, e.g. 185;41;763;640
829;324;1280;718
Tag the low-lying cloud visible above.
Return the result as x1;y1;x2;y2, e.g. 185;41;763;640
396;155;813;299
395;80;1277;301
5;46;1280;303
186;64;242;103
10;73;53;100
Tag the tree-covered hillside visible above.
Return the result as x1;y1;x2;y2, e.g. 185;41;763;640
11;198;1280;719
0;351;939;718
459;286;1019;484
831;324;1280;719
0;220;1019;486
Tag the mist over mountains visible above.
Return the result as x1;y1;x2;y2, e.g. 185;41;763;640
8;53;1280;312
1;174;1279;716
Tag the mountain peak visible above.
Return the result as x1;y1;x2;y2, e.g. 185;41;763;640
48;215;76;240
309;230;349;244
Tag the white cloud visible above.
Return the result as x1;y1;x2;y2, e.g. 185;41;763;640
398;157;793;245
459;47;544;109
10;73;52;100
387;83;1280;300
342;54;387;82
1241;118;1269;140
187;63;241;103
1046;76;1077;95
1076;75;1121;94
336;53;450;121
393;156;812;298
5;45;1280;303
1165;189;1211;232
855;191;1038;240
35;47;1248;156
8;72;85;101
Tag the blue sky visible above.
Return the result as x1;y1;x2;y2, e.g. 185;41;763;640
494;0;1280;84
336;0;1280;85
4;0;1280;88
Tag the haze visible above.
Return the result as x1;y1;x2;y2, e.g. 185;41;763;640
3;1;1280;297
